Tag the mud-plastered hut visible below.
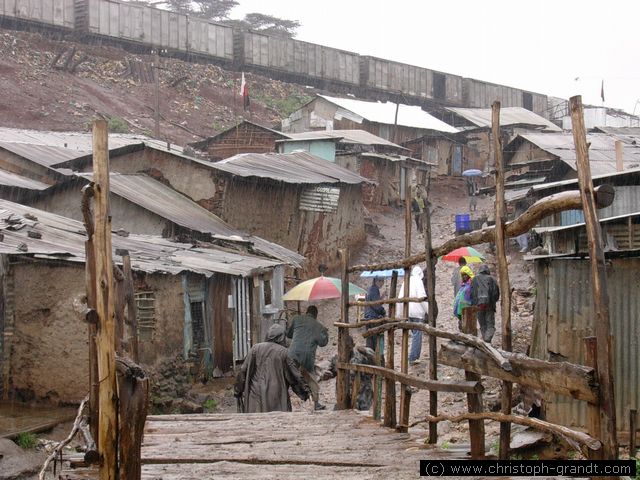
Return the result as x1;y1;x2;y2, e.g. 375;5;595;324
0;200;300;403
188;120;289;162
276;130;432;208
204;151;369;275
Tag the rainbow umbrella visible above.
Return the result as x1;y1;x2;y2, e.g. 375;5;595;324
283;276;366;301
440;246;485;264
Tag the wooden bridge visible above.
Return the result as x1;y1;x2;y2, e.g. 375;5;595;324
139;410;470;479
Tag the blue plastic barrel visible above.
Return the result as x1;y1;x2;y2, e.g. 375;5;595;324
455;214;471;233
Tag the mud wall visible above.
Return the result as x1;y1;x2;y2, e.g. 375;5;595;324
217;179;365;275
29;186;171;236
76;149;219;204
8;261;185;403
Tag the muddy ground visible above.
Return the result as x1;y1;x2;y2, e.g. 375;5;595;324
194;176;538;451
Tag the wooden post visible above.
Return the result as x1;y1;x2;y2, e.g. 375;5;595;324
92;120;118;480
463;307;485;458
85;240;99;444
116;357;148;480
570;95;618;460
122;254;139;363
373;334;383;421
384;271;398;428
630;409;637;458
615;140;624;172
154;50;160;138
492;101;512;460
584;337;603;461
336;248;351;410
423;175;439;444
398;178;412;432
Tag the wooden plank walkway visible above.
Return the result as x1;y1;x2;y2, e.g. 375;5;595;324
140;410;469;479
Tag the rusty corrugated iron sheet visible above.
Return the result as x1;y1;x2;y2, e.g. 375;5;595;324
211;152;370;185
531;255;640;431
77;173;304;267
0;170;50;190
515;133;640;176
0;199;286;277
446;107;561;131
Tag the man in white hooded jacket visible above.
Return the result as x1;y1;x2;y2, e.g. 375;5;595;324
396;266;429;364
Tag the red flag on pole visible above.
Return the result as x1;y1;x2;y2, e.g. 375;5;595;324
240;72;250;111
601;79;605;103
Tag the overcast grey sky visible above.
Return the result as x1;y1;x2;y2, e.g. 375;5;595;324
233;0;640;114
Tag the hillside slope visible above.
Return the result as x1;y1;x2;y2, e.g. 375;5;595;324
0;27;313;144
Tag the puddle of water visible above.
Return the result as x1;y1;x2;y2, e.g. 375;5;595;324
0;401;77;438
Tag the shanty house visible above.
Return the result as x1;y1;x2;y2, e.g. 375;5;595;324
530;252;640;433
203;151;368;275
504;132;640;186
188;120;289;161
276;130;432;207
0;200;298;404
420;107;562;176
282;94;458;145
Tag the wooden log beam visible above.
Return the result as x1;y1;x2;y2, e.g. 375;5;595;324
462;307;485;459
584;337;603;461
492;101;512;460
410;412;602;455
399;176;412;433
93;119;118;480
384;271;398;428
347;184;615;273
350;297;427;307
422;174;438;444
570;95;618;460
116;356;149;480
334;317;408;328
364;322;511;371
335;249;351;410
438;341;598;403
337;363;483;394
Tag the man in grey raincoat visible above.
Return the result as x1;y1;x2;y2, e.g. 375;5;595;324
234;324;310;413
286;305;329;410
471;264;500;343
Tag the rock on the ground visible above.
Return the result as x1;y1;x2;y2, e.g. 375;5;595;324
0;438;45;480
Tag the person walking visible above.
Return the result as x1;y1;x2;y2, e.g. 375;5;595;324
452;257;474;296
396;266;428;365
234;324;310;413
364;276;386;353
286;305;329;410
471;264;500;343
453;271;473;331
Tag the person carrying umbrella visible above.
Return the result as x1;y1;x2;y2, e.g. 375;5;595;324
286;305;329;410
453;270;474;331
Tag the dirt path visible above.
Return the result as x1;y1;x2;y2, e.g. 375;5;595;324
209;176;537;451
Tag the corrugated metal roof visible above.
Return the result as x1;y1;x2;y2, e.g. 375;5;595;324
0;141;89;168
318;95;459;133
0;170;50;190
516;133;640;176
211;152;370;185
531;167;640;193
0;200;284;277
279;130;405;148
531;256;640;431
77;173;303;267
446;107;562;131
189;120;288;149
0;127;149;150
532;211;640;234
359;152;436;167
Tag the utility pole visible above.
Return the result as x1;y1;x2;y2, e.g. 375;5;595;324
154;49;160;139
